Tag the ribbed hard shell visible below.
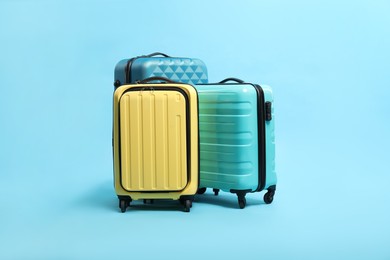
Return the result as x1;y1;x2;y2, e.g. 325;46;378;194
113;83;199;200
119;91;187;191
196;85;259;191
195;84;277;192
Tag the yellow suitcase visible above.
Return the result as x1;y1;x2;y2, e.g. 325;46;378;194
113;77;199;212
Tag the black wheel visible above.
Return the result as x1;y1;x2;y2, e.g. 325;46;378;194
213;188;220;196
238;197;246;209
184;200;191;212
120;199;127;213
264;191;275;204
197;187;207;194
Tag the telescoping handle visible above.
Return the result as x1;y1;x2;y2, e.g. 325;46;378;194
219;78;245;84
145;52;170;57
136;76;177;84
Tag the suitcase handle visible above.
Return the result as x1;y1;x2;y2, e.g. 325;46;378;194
219;78;245;84
137;76;176;84
145;52;171;58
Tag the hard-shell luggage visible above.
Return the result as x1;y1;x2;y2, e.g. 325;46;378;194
113;52;208;88
113;77;199;212
195;78;277;208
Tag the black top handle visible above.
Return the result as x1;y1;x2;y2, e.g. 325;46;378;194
145;52;170;57
137;76;176;84
219;78;245;84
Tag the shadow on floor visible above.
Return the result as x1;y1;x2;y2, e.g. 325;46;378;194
73;181;268;212
193;190;266;209
74;181;191;213
124;199;189;213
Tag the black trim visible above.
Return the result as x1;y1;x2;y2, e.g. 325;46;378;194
253;84;266;192
125;57;136;85
117;86;192;193
197;82;267;193
196;91;200;189
122;55;146;87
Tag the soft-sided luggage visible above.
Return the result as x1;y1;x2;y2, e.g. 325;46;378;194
113;52;208;88
195;78;277;209
113;77;199;212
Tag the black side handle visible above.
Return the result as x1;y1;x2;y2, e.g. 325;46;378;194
145;52;170;57
219;78;245;84
137;77;176;84
265;101;272;121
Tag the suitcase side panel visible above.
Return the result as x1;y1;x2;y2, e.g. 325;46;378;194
119;90;188;191
196;85;259;191
262;85;277;189
131;57;208;85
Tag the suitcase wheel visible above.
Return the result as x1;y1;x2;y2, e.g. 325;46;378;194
183;200;192;213
263;190;275;204
238;197;246;209
197;188;207;195
119;199;130;213
213;188;220;196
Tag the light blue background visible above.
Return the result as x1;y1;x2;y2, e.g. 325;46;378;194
1;0;389;259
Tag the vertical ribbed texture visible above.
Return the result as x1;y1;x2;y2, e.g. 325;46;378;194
176;115;182;188
120;90;187;191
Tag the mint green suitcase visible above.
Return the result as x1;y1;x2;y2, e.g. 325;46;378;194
195;78;277;208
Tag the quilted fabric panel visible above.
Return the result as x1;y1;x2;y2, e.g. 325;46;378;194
148;59;208;85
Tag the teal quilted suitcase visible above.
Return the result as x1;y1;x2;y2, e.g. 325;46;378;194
195;78;277;208
114;52;208;88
